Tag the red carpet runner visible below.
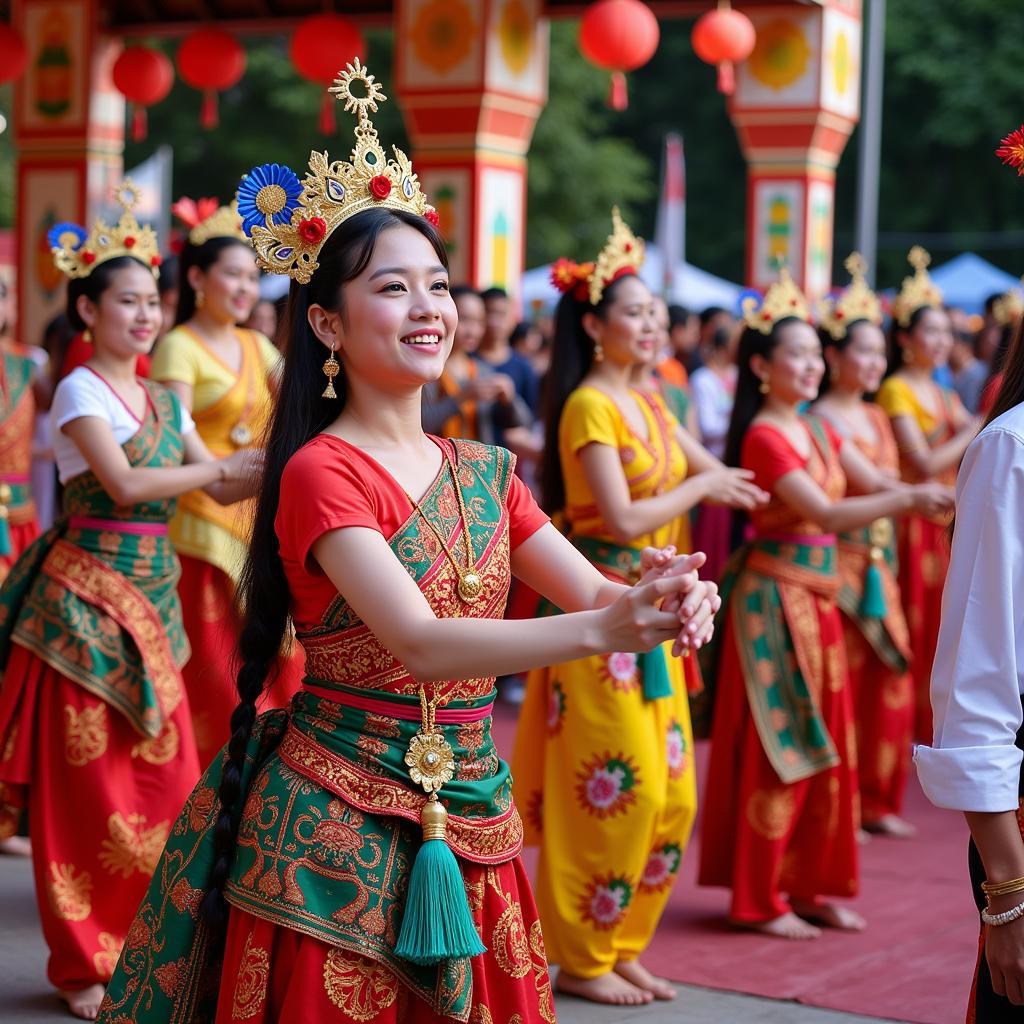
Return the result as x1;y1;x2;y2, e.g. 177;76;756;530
497;704;978;1024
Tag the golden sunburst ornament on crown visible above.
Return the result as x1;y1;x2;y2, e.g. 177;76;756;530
328;59;387;120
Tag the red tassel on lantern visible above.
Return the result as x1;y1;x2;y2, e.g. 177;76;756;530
579;0;660;112
130;106;146;142
318;93;336;135
200;91;218;129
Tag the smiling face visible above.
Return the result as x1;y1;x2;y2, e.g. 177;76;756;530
308;223;456;393
827;321;888;395
77;261;162;359
583;275;658;368
189;242;260;326
753;319;824;405
900;307;953;370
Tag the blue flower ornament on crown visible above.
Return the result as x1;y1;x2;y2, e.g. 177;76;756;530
48;179;162;280
236;59;437;285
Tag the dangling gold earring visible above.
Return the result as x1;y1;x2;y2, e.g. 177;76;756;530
758;378;770;395
82;328;93;345
196;290;206;310
593;339;604;364
322;341;340;399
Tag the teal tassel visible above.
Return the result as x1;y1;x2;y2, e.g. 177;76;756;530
0;512;12;557
860;559;887;619
640;645;674;701
395;796;486;965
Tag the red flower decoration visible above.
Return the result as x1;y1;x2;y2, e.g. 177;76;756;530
551;257;595;302
82;251;97;265
424;207;440;228
996;125;1024;176
151;254;163;267
124;236;137;248
297;217;327;245
369;175;392;200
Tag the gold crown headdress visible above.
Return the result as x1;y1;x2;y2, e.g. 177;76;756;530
818;252;883;340
892;246;943;328
172;196;247;247
588;207;644;306
49;179;162;280
236;60;435;285
741;266;810;334
992;285;1024;327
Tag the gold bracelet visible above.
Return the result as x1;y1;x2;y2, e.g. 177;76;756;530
981;875;1024;898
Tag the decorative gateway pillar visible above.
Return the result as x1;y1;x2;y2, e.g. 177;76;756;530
12;0;124;349
729;0;863;300
394;0;548;289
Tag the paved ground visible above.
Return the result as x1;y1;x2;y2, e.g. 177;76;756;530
0;855;900;1024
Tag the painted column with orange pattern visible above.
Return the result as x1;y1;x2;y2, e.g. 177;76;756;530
12;0;125;353
730;1;862;301
393;0;548;291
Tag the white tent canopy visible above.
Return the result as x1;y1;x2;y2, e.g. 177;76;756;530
521;243;742;313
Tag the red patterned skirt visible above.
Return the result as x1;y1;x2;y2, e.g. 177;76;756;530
0;645;199;991
215;855;557;1023
699;594;859;922
0;518;40;584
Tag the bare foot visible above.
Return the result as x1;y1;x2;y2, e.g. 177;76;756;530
0;835;31;856
59;984;105;1020
556;970;653;1006
731;912;822;940
856;828;872;846
614;959;677;1000
863;814;917;839
791;899;866;931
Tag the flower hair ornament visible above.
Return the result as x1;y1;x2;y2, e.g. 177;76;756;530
891;246;943;328
818;252;883;341
49;179;162;280
236;59;437;285
741;266;811;334
993;286;1024;327
996;124;1024;177
550;207;644;307
172;196;247;247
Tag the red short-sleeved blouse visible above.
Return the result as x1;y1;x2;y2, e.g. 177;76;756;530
741;418;844;535
276;433;549;631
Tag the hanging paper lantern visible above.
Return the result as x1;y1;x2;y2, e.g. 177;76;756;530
112;46;174;141
579;0;660;111
691;2;756;96
289;14;365;135
0;24;28;85
177;28;246;129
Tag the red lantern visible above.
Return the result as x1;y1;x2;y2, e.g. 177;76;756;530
289;14;365;135
0;24;28;85
177;28;246;129
113;46;174;141
692;2;756;96
579;0;660;111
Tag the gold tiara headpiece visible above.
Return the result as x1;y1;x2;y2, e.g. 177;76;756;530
236;60;436;285
892;246;943;327
818;252;883;340
49;179;162;280
993;286;1024;327
741;266;810;334
587;207;645;305
172;197;247;247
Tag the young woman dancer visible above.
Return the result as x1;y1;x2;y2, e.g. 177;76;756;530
813;254;919;838
698;268;952;940
513;213;766;1007
876;248;978;742
0;183;259;1019
97;65;719;1024
151;198;300;765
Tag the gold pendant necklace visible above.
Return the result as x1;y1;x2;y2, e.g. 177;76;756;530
405;685;456;793
406;456;482;604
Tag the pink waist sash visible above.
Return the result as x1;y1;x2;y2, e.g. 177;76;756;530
301;683;494;724
68;516;169;536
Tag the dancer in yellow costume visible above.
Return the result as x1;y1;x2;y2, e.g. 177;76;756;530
513;212;767;1007
151;200;301;765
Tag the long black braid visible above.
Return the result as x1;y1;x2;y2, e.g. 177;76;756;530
201;208;449;924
